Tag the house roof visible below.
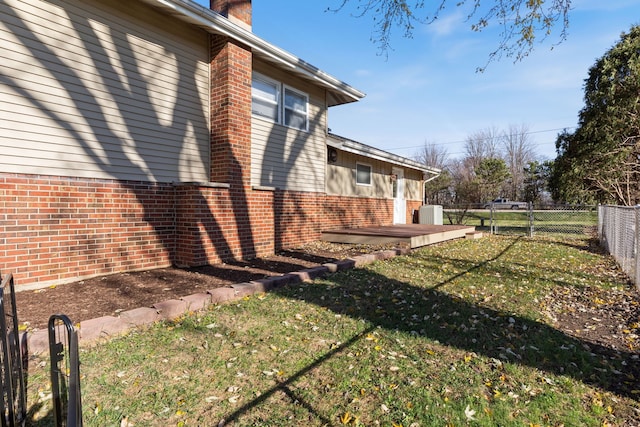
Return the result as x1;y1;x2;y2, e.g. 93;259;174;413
327;134;441;176
139;0;365;107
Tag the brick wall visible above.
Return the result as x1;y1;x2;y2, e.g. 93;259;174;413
272;191;393;251
209;34;252;188
0;174;174;288
0;174;393;289
407;200;422;224
210;0;252;28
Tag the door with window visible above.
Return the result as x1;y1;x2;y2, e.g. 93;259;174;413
392;167;406;224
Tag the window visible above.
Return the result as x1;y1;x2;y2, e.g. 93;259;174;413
251;75;279;121
284;86;308;131
356;163;372;186
252;73;308;131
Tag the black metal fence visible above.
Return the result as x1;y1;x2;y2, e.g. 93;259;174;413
49;315;82;427
0;272;82;426
0;273;26;427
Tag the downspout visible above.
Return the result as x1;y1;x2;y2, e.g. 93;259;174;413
422;172;441;205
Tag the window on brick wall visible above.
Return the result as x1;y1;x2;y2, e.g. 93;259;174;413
252;73;308;131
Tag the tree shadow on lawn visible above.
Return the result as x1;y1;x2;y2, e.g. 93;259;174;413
269;267;640;401
219;238;640;424
222;266;639;424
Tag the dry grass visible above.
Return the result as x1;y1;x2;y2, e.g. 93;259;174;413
25;235;640;426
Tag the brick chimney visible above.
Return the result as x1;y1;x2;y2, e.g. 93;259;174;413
209;0;253;188
210;0;252;30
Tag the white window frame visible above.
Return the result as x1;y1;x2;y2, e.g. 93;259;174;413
356;162;372;186
251;73;280;123
251;73;309;132
283;85;309;131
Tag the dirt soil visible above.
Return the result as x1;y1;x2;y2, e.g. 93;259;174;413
14;241;395;331
13;240;640;357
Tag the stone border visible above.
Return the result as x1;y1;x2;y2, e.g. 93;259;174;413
26;248;410;355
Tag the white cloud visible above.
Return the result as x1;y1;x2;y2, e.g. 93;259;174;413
426;10;466;37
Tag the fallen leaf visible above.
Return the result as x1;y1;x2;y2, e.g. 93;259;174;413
340;412;352;424
465;405;476;421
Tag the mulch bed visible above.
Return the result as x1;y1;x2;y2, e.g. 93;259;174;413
14;242;394;331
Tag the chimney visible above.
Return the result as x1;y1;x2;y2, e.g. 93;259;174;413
210;0;252;30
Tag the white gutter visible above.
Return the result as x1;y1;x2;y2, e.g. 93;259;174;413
141;0;365;104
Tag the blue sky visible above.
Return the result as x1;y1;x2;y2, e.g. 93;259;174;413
197;1;640;161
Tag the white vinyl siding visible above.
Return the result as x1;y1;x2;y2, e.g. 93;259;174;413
0;0;210;183
251;61;326;192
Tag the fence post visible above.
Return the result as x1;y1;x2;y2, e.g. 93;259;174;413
528;202;534;237
636;207;640;290
0;273;27;427
490;205;496;234
49;314;83;427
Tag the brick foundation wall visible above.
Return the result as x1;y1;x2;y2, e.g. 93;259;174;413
1;174;395;289
272;191;393;251
0;174;175;288
407;200;422;224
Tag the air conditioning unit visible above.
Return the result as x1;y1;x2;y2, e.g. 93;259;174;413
419;205;443;225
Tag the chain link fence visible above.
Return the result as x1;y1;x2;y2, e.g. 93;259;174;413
443;204;598;238
598;205;639;287
441;204;638;287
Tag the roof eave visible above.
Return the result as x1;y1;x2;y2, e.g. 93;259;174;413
140;0;365;106
328;134;441;175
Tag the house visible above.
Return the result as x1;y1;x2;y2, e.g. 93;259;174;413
0;0;439;289
326;134;439;226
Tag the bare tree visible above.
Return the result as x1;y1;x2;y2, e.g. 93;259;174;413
464;127;501;171
502;124;536;200
414;141;451;204
330;0;571;69
415;140;449;169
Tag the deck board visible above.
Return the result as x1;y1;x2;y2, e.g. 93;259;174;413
322;224;476;248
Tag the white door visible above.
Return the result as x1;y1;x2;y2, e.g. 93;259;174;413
392;167;406;224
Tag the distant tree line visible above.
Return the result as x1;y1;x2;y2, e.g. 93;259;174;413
416;124;552;207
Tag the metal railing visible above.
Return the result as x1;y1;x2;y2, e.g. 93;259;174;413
48;314;82;427
0;271;82;426
598;205;639;287
0;273;27;427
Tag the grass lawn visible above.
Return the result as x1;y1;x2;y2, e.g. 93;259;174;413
26;235;639;426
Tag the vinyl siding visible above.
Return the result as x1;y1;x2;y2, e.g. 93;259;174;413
327;150;423;200
0;0;210;182
404;168;424;201
251;60;327;193
327;151;390;198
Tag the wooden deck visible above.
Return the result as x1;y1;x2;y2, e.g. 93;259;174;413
321;224;477;249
